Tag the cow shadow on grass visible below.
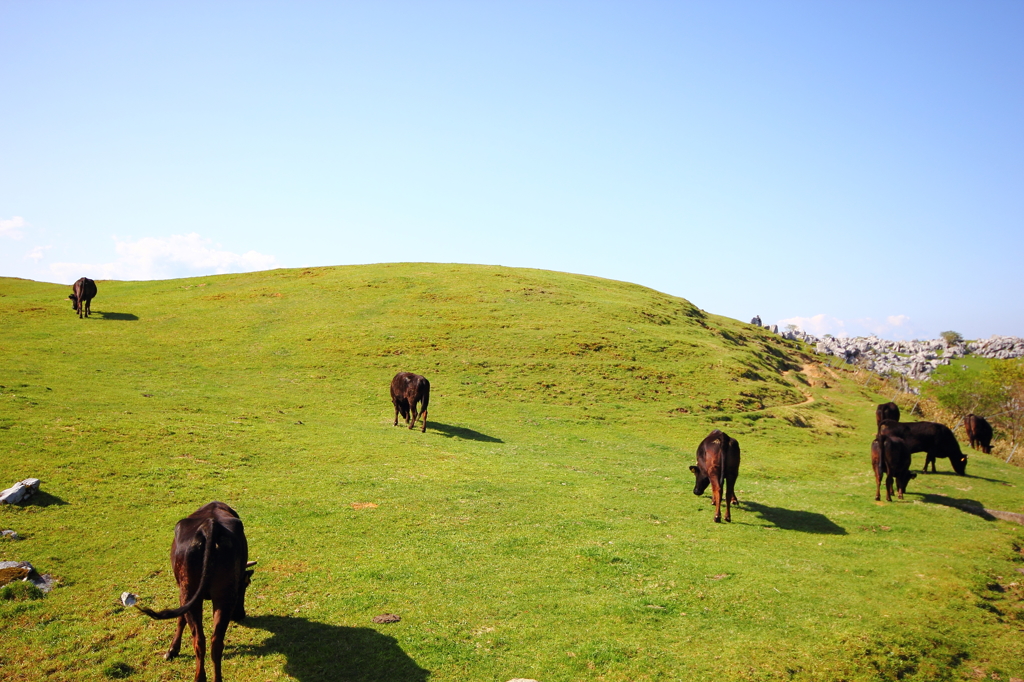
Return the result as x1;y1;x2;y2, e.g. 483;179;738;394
913;493;997;521
235;615;430;682
94;311;139;321
429;422;503;443
742;501;847;535
917;469;1010;485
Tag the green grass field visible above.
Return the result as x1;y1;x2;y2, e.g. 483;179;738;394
1;263;1022;682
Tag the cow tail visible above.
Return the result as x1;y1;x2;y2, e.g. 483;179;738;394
135;518;217;620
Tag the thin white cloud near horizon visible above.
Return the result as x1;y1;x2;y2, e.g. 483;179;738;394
1;216;27;240
776;313;917;340
47;233;279;284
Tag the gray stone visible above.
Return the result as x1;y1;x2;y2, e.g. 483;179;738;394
0;478;41;505
0;560;55;592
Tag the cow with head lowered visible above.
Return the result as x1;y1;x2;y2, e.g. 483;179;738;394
964;414;994;454
875;402;900;431
689;429;741;523
130;502;256;682
68;277;97;318
391;372;430;433
871;433;916;501
878;420;968;475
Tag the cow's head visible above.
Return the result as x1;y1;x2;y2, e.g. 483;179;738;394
689;465;710;496
952;453;968;476
68;293;79;312
895;470;918;496
233;560;257;622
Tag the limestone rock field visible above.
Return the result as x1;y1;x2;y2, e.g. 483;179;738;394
1;263;1023;681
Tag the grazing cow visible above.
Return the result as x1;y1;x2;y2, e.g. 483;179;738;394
68;277;97;318
964;414;994;454
132;502;256;682
391;372;430;433
875;402;900;431
689;429;741;523
871;434;917;501
878;420;968;475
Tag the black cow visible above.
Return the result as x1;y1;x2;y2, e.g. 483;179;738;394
689;429;741;523
964;414;993;454
68;277;97;318
871;433;917;501
132;502;256;682
391;372;430;433
878;420;968;475
875;402;900;431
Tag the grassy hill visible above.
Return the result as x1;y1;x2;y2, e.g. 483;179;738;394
1;263;1022;682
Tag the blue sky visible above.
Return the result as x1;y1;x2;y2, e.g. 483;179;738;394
2;2;1021;340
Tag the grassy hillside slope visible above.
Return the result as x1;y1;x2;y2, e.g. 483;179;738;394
1;263;1022;682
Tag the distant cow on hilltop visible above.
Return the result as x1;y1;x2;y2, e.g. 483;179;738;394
875;402;900;431
689;429;741;523
68;277;97;318
964;414;993;454
391;372;430;433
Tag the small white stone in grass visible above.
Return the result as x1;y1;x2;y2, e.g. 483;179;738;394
120;592;137;607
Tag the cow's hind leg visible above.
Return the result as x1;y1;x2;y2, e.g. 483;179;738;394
885;473;894;502
210;604;232;682
710;476;723;523
186;605;207;682
724;475;737;522
419;404;427;433
165;615;186;660
393;401;400;427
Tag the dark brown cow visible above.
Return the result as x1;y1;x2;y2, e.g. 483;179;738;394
871;433;917;501
875;402;900;431
878;420;968;475
689;429;741;523
132;502;255;682
391;372;430;433
964;414;993;454
68;277;97;318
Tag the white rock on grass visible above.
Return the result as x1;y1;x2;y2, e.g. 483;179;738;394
0;479;41;505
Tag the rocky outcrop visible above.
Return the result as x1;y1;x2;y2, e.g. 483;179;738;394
768;328;1024;381
967;335;1024;360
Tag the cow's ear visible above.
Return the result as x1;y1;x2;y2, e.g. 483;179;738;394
689;465;699;474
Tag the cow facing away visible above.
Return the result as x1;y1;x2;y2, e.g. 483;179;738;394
689;429;740;523
964;414;994;454
875;402;900;431
878;420;968;476
871;434;917;501
132;502;256;682
391;372;430;433
68;277;97;318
